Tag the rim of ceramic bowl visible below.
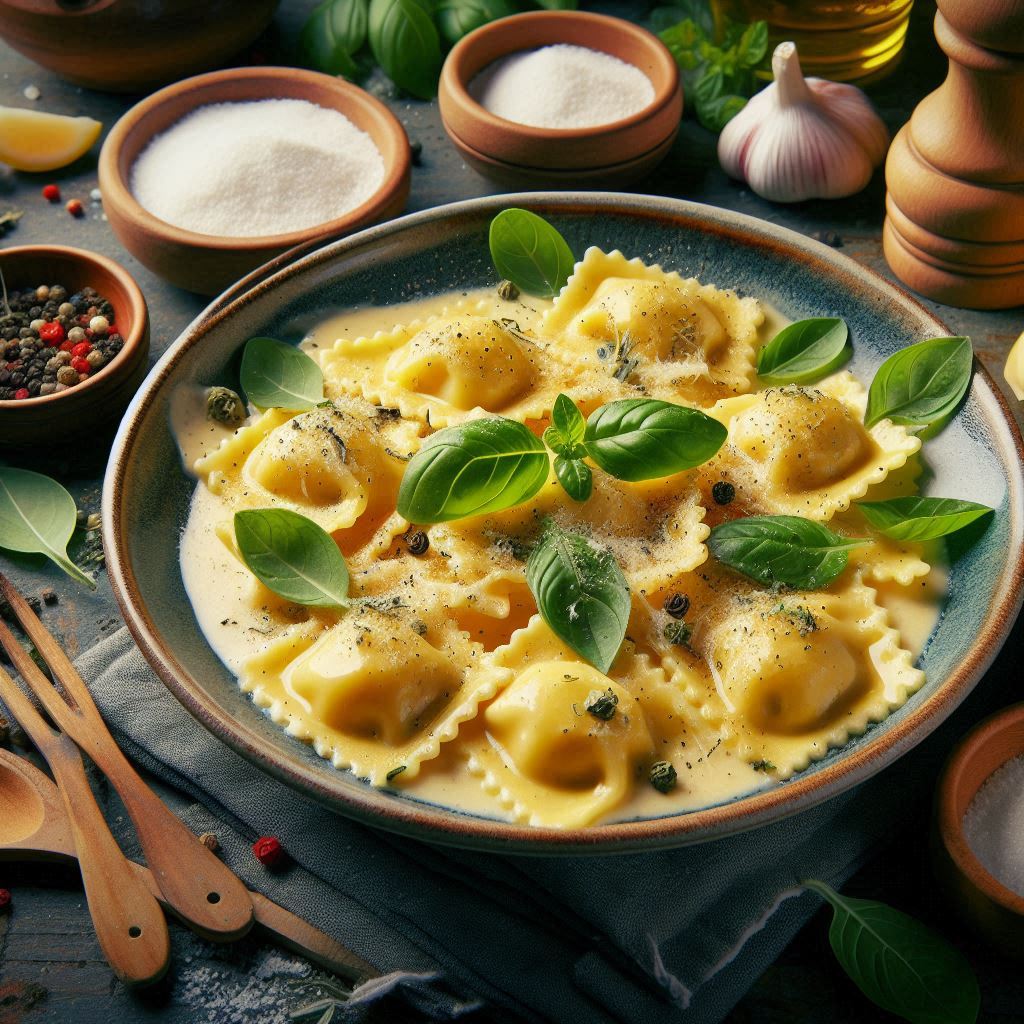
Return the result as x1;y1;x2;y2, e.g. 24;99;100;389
440;10;682;142
104;193;1024;854
0;244;148;410
98;66;410;252
938;703;1024;915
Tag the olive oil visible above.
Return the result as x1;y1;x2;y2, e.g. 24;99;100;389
714;0;914;81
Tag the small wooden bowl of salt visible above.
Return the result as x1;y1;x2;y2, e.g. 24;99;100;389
935;703;1024;958
439;10;682;187
98;67;410;295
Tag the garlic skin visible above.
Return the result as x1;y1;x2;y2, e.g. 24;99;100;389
719;41;890;203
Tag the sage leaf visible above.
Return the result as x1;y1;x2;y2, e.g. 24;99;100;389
865;336;973;429
804;879;980;1024
526;523;630;673
397;418;549;524
234;508;349;608
0;468;94;589
543;393;586;457
757;317;850;384
300;0;368;78
554;456;592;503
368;0;442;100
240;337;324;411
708;514;865;590
584;399;727;481
856;497;993;542
489;208;575;299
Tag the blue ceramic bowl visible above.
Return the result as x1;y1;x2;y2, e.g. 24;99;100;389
103;194;1024;853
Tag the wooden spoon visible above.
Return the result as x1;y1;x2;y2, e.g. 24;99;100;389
0;749;377;983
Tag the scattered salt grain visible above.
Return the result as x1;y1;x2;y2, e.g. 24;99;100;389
963;753;1024;896
130;99;385;239
469;44;655;129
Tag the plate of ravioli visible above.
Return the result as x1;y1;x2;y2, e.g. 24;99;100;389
104;194;1024;852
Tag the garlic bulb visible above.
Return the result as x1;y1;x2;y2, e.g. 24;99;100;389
1004;329;1024;401
718;41;890;203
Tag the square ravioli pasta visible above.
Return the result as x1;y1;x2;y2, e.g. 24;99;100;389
180;245;946;830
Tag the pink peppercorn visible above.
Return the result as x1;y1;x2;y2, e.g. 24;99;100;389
252;836;285;867
59;340;74;352
66;198;84;217
39;322;65;346
0;888;11;912
71;341;93;358
71;356;90;374
13;388;29;401
42;184;60;202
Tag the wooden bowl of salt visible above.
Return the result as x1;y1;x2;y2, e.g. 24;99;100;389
935;703;1024;958
439;10;682;187
98;67;411;295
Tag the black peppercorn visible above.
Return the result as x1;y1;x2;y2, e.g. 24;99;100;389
663;593;689;619
407;531;430;556
497;279;520;302
711;480;736;505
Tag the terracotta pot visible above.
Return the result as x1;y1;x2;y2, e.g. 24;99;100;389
98;67;411;296
934;703;1024;958
439;10;682;187
0;0;280;93
0;245;149;449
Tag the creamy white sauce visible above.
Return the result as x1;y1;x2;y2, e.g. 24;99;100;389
176;286;943;825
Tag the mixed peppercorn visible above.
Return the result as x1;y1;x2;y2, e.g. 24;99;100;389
0;283;123;401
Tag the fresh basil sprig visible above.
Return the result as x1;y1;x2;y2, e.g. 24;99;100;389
554;456;592;503
240;337;324;412
489;209;575;299
708;515;865;589
657;5;768;132
526;522;630;673
856;497;993;542
368;0;442;100
300;0;368;78
865;336;973;429
0;467;94;589
757;317;850;385
584;399;727;481
435;0;516;46
804;879;980;1024
543;393;586;458
398;418;549;524
234;508;350;608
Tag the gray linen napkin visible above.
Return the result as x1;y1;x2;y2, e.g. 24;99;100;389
72;626;993;1024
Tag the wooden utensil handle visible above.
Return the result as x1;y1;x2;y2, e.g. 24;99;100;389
75;730;254;940
48;734;170;987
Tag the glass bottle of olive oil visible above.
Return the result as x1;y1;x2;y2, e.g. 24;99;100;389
713;0;914;81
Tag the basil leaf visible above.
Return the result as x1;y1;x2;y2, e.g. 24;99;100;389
300;0;368;78
543;393;586;457
708;515;865;590
735;20;768;67
489;208;575;299
584;399;727;481
652;3;714;36
865;336;973;429
0;468;94;589
234;508;349;608
436;0;515;44
397;418;549;524
805;880;980;1024
526;523;630;673
554;456;592;503
757;317;850;384
368;0;442;100
240;337;324;411
856;497;993;542
532;0;577;8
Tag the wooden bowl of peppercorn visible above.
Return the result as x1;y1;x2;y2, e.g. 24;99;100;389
0;245;150;448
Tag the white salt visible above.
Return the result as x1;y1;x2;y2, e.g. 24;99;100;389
130;99;385;238
963;753;1024;896
469;44;655;129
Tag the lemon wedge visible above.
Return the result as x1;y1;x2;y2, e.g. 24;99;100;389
1004;329;1024;401
0;107;102;172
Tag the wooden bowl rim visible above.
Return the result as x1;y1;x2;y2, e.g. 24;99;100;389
0;243;148;411
98;66;410;252
440;10;681;142
938;702;1024;915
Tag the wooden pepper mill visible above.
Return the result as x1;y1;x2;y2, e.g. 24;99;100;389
883;0;1024;310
